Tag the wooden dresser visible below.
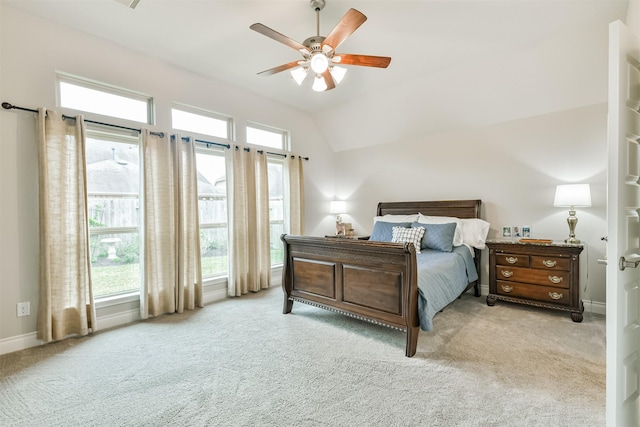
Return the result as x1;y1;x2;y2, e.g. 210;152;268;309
486;240;584;322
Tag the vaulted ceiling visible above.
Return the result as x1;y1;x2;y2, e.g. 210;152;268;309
3;0;629;151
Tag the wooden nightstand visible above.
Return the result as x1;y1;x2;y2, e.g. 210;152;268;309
486;240;584;322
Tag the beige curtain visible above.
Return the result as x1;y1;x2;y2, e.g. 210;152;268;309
228;147;270;296
171;135;203;312
140;131;203;318
36;109;95;342
140;130;176;318
288;155;305;235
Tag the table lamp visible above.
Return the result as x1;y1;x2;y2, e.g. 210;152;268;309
329;200;347;235
553;184;591;244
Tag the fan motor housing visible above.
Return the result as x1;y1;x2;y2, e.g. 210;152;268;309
303;36;325;52
310;0;325;11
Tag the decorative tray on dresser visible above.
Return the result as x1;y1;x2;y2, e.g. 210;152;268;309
485;239;584;322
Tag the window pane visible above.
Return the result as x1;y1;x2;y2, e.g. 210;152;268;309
268;159;285;266
86;134;141;297
172;108;229;139
59;81;150;123
200;227;228;278
90;232;140;298
196;150;229;278
246;125;285;150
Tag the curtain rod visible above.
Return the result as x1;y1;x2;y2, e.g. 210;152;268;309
2;102;164;137
180;136;230;150
3;102;309;160
235;145;309;161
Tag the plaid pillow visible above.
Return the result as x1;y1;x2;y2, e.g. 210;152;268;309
391;226;425;253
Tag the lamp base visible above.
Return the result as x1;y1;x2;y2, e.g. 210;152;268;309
565;208;580;245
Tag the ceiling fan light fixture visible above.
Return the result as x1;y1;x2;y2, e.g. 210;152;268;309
290;67;308;85
312;75;328;92
310;53;329;74
330;66;347;84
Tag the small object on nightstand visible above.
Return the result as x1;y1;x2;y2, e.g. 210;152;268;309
325;234;370;240
519;238;553;244
485;240;584;322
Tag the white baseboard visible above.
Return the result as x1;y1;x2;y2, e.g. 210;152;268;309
0;332;42;356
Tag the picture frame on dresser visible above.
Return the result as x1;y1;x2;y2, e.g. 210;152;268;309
485;240;584;322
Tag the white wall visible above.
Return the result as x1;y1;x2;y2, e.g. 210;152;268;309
0;4;336;344
628;0;639;37
331;103;608;308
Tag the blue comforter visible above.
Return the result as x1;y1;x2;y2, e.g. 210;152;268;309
416;246;478;331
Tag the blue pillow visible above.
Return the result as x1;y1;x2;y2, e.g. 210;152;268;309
370;221;411;242
411;222;457;252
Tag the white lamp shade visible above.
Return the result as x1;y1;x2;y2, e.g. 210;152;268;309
553;184;592;207
330;66;347;84
329;200;346;214
310;53;329;73
312;75;327;92
290;67;308;85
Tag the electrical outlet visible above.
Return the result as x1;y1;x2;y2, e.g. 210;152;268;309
17;302;30;317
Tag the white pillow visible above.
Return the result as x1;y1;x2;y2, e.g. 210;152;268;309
391;226;425;253
416;214;464;246
460;218;491;250
373;214;419;224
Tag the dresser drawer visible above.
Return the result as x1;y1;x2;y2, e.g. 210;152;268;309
530;255;570;271
496;266;569;288
496;280;570;306
496;253;529;268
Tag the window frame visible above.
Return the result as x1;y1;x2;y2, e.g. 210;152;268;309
57;72;155;125
172;103;234;141
195;145;230;280
85;125;143;300
266;154;286;267
246;122;289;151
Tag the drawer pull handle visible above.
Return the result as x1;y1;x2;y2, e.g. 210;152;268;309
505;256;518;264
542;260;557;268
548;275;563;284
501;270;514;278
549;292;563;300
501;285;513;293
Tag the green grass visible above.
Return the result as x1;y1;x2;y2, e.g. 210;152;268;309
92;250;284;298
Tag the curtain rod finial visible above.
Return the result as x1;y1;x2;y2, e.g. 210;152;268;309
2;102;15;110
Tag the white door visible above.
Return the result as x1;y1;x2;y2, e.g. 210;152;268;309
607;19;640;427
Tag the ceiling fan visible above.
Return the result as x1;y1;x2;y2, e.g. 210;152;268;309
250;0;391;92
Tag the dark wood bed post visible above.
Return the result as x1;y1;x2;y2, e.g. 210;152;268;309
281;233;294;314
404;244;420;357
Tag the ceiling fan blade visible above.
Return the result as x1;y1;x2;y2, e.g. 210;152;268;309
322;8;367;52
334;54;391;68
322;69;336;91
257;61;303;76
250;23;310;54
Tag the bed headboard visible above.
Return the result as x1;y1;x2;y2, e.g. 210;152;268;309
377;199;482;219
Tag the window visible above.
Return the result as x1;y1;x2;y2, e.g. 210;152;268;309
86;128;142;298
58;74;153;124
172;104;231;139
196;147;229;278
268;156;285;266
246;123;288;150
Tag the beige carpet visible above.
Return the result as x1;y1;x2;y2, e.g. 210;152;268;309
0;287;605;426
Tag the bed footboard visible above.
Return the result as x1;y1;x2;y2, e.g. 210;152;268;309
281;235;420;357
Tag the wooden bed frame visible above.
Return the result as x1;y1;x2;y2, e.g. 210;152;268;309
280;199;482;357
